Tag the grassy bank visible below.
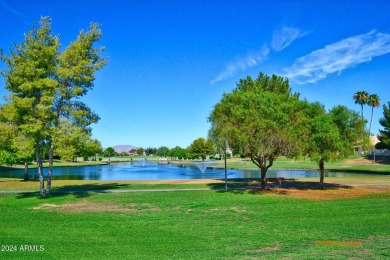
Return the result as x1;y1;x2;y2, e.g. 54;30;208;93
0;188;389;259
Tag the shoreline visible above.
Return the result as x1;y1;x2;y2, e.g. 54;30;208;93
1;157;389;175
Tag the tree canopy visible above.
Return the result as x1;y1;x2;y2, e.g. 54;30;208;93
104;147;116;157
188;137;215;161
209;73;364;189
307;105;363;188
209;73;310;189
0;17;106;197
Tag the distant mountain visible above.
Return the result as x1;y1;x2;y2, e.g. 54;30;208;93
113;145;137;153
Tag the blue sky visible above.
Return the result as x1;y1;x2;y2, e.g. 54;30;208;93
0;0;389;149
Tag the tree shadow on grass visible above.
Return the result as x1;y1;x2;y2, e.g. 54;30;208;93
208;178;263;194
365;155;390;166
207;178;352;195
16;183;132;199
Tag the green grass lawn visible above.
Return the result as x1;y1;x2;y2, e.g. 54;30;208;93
1;189;389;259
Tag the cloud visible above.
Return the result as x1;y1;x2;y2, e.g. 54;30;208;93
284;30;390;84
211;45;270;84
271;26;306;52
212;26;304;84
0;0;29;25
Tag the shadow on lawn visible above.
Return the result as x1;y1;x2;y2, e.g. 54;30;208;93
207;178;351;194
16;183;132;199
366;155;390;166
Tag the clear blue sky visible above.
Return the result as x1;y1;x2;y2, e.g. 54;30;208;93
1;0;389;149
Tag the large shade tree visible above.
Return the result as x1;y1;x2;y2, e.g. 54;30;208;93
1;18;58;196
0;17;106;197
209;73;311;190
307;105;363;189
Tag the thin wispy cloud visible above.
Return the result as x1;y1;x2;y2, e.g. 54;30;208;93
211;45;269;84
0;0;29;25
284;30;390;84
271;26;306;52
211;26;304;84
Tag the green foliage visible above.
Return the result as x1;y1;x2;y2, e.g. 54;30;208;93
82;139;103;159
136;147;144;156
307;106;364;161
169;146;188;159
209;73;309;174
104;147;116;157
188;137;215;161
145;147;157;155
0;150;17;165
55;22;106;127
306;105;364;188
307;114;341;162
0;16;106;196
328;105;365;156
352;91;369;119
156;146;170;157
53;120;98;161
1;17;58;142
11;133;35;163
0;111;34;164
376;101;390;149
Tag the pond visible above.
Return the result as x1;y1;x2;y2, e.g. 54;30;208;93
0;161;382;180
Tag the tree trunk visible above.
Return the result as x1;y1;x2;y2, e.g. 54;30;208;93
319;158;325;190
361;104;365;133
224;150;227;191
23;162;29;181
47;145;54;194
36;142;46;197
369;106;374;135
260;167;267;191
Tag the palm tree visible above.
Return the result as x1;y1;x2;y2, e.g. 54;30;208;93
353;91;369;130
367;94;381;135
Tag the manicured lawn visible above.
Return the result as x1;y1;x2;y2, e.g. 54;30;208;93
1;187;389;259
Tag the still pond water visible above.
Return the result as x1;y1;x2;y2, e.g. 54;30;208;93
0;161;381;180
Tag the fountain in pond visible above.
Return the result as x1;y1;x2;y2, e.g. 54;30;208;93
194;161;212;174
138;157;147;167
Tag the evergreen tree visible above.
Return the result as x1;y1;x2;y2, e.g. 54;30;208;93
1;17;106;197
376;102;390;149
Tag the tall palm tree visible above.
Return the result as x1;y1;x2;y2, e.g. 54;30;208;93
367;94;380;135
353;91;369;129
